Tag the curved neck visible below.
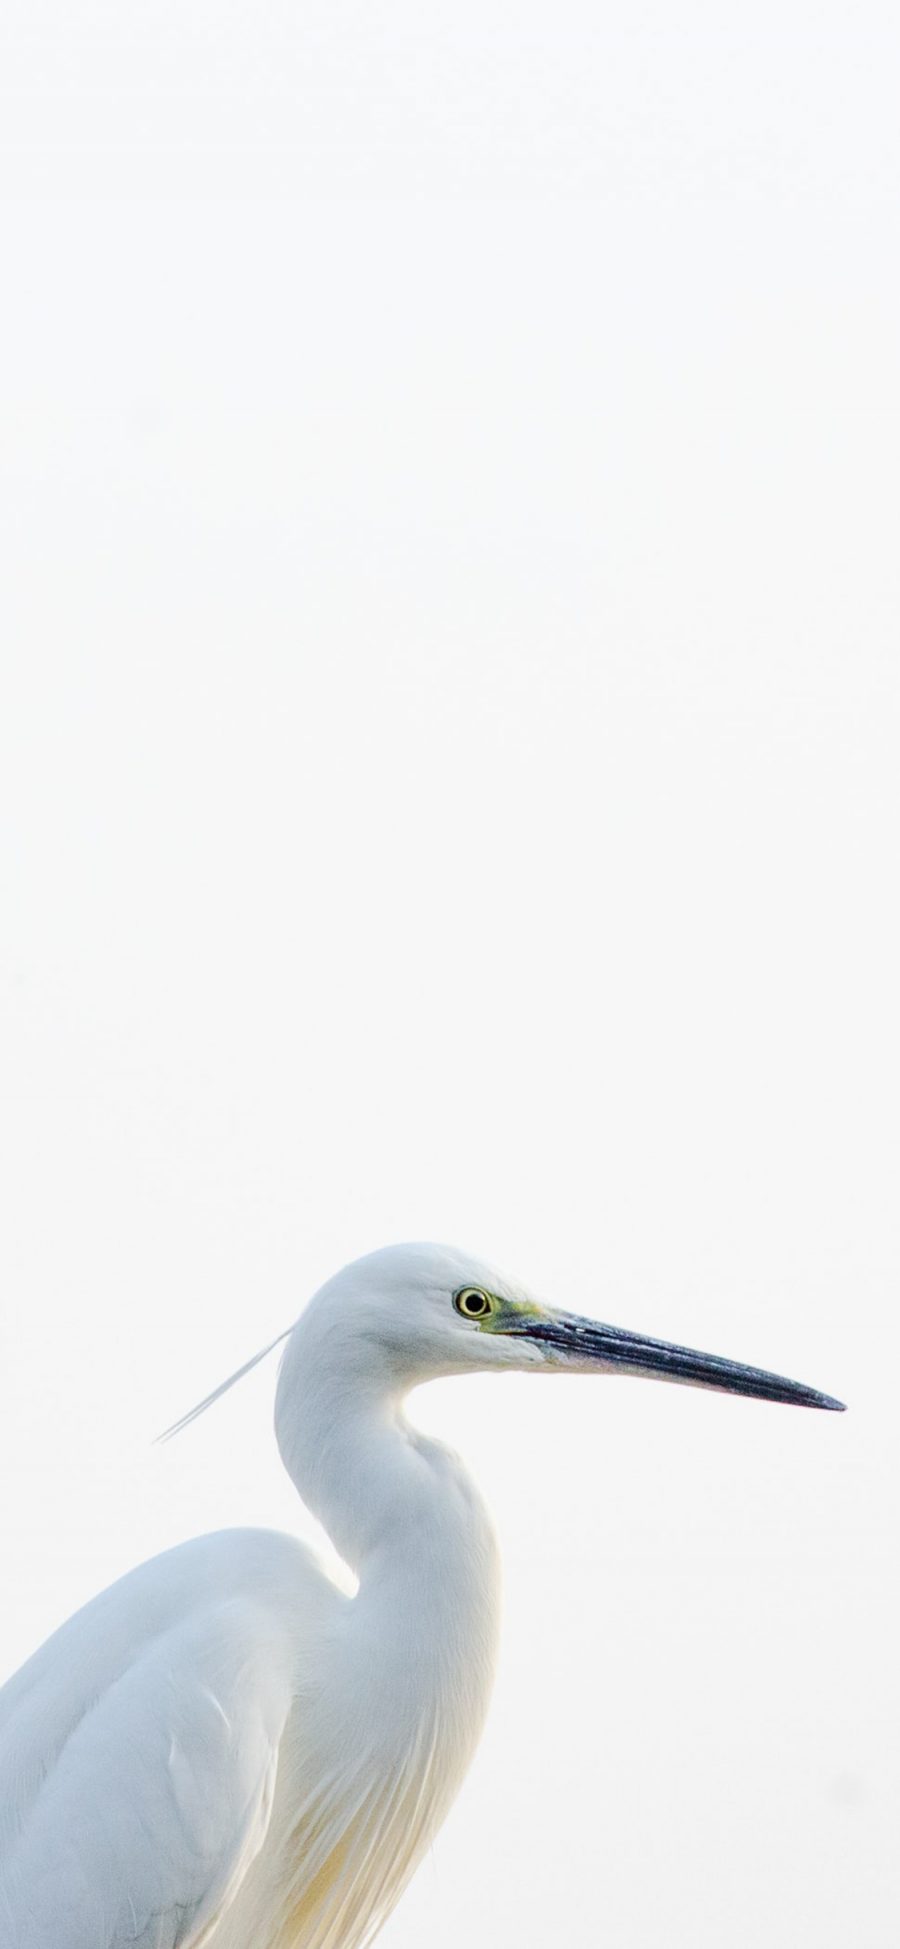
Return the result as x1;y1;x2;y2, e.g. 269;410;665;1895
275;1319;500;1699
256;1316;502;1949
274;1317;502;1878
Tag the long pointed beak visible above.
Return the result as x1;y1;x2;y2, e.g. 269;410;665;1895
506;1312;845;1411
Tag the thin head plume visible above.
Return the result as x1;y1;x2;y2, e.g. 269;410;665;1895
156;1326;293;1443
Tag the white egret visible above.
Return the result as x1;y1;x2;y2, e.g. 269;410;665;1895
0;1242;843;1948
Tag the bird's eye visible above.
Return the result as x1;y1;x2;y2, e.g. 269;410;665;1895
454;1287;493;1320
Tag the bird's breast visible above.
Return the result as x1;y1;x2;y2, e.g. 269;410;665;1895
218;1457;501;1949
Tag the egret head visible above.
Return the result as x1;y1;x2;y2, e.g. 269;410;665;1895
161;1240;844;1445
290;1241;844;1411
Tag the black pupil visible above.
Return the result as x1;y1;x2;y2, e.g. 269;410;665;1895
463;1291;485;1314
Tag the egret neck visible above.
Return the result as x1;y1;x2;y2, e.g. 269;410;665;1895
275;1310;501;1787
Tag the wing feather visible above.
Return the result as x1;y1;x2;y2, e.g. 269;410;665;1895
0;1532;337;1949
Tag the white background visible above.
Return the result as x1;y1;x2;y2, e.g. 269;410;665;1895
1;6;898;1945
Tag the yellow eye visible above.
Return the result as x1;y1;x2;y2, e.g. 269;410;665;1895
454;1287;493;1321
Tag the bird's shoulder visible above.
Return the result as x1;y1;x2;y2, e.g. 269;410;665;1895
0;1528;344;1947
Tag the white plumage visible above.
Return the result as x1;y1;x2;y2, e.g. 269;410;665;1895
0;1241;842;1948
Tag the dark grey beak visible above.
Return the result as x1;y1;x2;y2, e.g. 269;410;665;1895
507;1312;845;1411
